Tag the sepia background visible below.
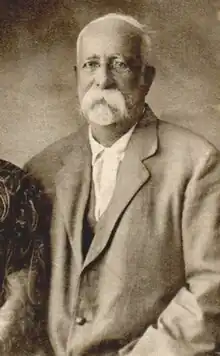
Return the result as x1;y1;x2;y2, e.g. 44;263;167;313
0;0;220;167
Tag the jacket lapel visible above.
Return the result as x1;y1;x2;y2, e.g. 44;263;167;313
83;107;159;270
55;125;91;269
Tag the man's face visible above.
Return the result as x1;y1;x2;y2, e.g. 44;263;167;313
76;18;150;126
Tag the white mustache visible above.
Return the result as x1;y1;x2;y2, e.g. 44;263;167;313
81;88;127;115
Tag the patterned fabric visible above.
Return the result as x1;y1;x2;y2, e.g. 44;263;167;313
0;159;52;355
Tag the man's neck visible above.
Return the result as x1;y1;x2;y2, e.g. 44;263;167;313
89;122;135;147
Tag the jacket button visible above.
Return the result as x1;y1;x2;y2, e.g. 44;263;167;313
75;316;87;325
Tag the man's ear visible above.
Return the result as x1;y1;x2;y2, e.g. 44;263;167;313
142;65;156;94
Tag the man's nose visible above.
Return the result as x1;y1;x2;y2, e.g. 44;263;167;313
95;64;115;89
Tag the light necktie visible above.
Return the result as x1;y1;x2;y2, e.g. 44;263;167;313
93;148;121;220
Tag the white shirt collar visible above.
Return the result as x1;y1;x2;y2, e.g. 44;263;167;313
89;124;136;166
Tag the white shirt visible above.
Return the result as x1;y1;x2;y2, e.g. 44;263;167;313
89;125;136;220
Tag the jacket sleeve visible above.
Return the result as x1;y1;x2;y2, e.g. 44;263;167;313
119;146;220;356
48;200;71;356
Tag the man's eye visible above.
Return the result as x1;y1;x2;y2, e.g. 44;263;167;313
112;60;130;72
83;61;100;70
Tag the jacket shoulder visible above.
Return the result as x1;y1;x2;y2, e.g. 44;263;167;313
157;119;219;158
24;130;80;198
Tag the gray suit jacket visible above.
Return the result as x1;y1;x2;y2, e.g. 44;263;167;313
26;106;220;356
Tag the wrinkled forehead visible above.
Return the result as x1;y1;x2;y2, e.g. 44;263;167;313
77;18;143;63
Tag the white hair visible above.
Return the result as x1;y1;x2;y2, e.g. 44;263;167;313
76;13;152;65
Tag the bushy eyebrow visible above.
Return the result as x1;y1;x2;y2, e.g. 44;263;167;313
83;55;100;61
83;54;126;61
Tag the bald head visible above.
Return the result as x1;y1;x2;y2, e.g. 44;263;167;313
76;13;151;66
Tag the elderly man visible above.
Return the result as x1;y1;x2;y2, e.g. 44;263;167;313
25;13;220;356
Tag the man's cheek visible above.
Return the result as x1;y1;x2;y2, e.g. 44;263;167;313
78;80;93;100
119;91;134;107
